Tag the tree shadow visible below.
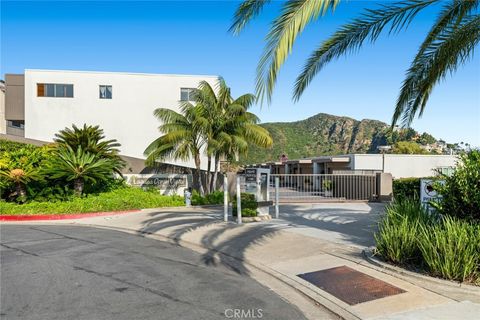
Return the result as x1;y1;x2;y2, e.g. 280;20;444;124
138;203;384;275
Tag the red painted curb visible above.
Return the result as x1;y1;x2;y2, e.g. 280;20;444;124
0;209;141;221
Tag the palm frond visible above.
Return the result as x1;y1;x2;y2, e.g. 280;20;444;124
230;0;272;35
394;14;480;126
293;0;439;100
257;0;340;103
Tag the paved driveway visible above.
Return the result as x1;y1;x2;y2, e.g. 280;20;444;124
274;202;385;248
0;224;306;320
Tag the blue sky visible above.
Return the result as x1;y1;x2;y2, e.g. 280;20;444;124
1;0;479;146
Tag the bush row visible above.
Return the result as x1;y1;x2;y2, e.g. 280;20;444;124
0;186;185;215
191;190;224;206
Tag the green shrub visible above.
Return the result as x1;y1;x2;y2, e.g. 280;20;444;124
375;198;479;283
232;193;257;217
0;139;39;153
432;151;480;222
204;191;224;205
0;186;184;215
418;217;479;282
375;199;432;265
392;178;421;202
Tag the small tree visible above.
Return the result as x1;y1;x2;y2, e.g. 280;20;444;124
0;147;45;201
54;124;125;173
43;145;118;195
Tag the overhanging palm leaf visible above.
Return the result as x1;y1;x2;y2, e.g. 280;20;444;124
230;0;272;34
293;0;439;100
234;0;479;127
255;0;340;103
395;14;480;125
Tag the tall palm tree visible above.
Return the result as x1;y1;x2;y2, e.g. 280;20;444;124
194;79;273;192
144;103;207;195
231;0;479;126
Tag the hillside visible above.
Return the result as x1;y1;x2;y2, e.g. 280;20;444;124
242;113;439;164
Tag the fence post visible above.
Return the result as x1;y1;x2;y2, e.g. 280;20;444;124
223;173;228;222
275;177;279;219
236;176;242;224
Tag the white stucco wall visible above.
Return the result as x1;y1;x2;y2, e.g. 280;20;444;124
353;154;458;178
24;69;219;170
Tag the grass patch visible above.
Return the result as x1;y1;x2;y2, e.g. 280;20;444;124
0;187;184;215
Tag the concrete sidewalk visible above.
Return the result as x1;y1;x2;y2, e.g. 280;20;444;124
7;206;479;320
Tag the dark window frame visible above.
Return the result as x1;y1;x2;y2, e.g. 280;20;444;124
99;85;113;99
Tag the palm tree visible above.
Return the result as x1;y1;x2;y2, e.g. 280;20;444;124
55;124;125;172
0;166;39;199
43;145;118;195
231;0;479;126
0;149;44;200
144;103;207;195
194;79;273;192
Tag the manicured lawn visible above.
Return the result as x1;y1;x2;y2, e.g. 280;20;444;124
0;187;185;215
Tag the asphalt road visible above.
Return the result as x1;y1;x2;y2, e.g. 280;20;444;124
0;224;307;320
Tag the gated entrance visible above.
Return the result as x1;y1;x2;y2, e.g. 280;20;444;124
269;174;377;202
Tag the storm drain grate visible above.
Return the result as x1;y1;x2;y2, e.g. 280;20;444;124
297;265;406;305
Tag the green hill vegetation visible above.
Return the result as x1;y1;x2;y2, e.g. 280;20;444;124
241;113;446;164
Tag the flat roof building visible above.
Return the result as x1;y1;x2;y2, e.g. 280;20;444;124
2;69;219;172
250;153;458;179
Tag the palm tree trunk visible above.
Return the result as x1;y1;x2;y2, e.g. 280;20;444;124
194;154;204;196
15;182;26;199
74;178;84;196
211;156;220;192
206;155;212;194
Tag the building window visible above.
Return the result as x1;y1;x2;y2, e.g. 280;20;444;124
99;85;112;99
7;120;25;129
37;83;74;98
180;88;195;101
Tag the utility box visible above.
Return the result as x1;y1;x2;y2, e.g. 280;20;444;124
244;168;271;216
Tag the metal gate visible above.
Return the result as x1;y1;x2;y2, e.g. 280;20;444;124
269;174;377;202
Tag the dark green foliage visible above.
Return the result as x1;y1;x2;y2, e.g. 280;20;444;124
393;178;421;202
375;199;433;265
418;217;479;282
375;198;479;283
191;190;225;205
242;113;441;164
432;151;480;222
0;139;39;153
54;124;126;173
392;141;427;154
232;193;258;217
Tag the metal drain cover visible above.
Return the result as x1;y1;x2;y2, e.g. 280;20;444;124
298;265;405;305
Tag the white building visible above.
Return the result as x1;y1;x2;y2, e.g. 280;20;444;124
261;154;458;179
2;69;219;172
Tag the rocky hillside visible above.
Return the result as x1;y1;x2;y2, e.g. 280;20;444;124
242;113;394;164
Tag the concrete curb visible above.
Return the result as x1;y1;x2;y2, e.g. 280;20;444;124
362;249;480;300
0;210;141;221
